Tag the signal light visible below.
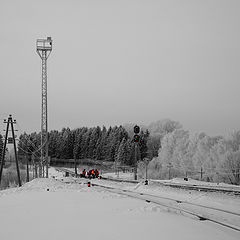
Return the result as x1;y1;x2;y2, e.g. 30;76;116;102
134;125;140;134
134;134;140;142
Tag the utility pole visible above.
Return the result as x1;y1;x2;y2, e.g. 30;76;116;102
200;167;205;180
32;154;35;178
33;155;38;178
36;37;52;178
74;155;77;177
0;115;21;187
134;143;138;180
167;163;173;180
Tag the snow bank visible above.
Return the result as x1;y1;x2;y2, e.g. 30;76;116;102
0;170;239;240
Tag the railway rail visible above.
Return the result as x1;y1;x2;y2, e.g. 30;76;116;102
54;167;240;232
90;182;240;232
151;181;240;195
55;167;240;195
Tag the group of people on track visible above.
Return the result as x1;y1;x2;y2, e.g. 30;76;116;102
80;169;100;179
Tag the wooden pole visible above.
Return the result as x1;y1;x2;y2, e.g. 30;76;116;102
74;157;77;177
10;116;21;186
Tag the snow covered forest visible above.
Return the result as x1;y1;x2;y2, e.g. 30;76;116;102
2;119;239;185
147;120;240;185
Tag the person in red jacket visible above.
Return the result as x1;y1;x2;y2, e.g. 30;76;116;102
80;169;86;178
95;169;99;178
91;169;95;178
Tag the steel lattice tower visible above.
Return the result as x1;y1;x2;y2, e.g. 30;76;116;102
36;37;52;178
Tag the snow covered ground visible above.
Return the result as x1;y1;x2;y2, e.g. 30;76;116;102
0;167;239;240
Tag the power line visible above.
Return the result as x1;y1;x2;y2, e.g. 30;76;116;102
18;141;47;156
16;122;41;156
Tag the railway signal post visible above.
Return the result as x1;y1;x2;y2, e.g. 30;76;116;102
133;125;140;180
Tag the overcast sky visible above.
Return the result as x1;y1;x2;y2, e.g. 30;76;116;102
0;0;239;137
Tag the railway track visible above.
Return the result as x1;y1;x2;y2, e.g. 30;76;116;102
54;167;240;232
151;181;240;195
89;182;240;232
55;167;240;195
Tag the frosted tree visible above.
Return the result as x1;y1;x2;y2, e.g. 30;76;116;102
156;131;179;178
125;139;134;165
146;134;161;159
215;132;240;184
157;132;175;166
148;119;182;138
157;129;190;177
73;130;83;159
116;138;127;166
88;126;101;158
58;128;74;159
192;133;208;171
48;130;60;158
172;130;191;176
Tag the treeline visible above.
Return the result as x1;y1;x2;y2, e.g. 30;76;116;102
18;126;150;166
17;118;240;184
